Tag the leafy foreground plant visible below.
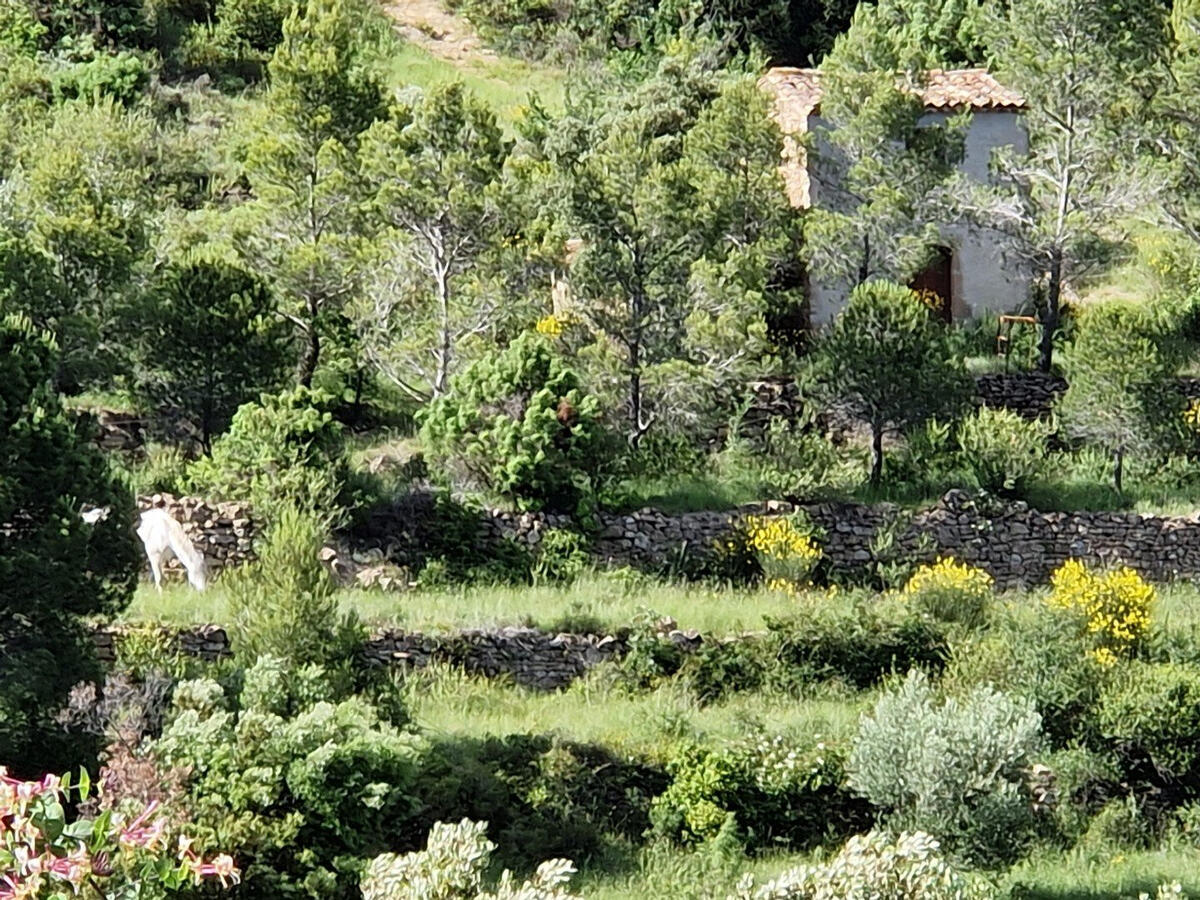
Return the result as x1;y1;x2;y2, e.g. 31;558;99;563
728;830;993;900
1047;559;1155;665
0;767;238;898
361;818;580;900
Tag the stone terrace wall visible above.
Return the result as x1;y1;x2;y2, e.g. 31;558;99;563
475;491;1200;588
136;494;257;573
94;625;629;690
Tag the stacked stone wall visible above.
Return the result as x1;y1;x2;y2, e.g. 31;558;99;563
94;625;627;690
136;494;256;574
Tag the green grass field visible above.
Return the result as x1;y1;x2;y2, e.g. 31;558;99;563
390;41;564;131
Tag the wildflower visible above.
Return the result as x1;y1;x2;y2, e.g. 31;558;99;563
535;314;565;338
1048;559;1154;661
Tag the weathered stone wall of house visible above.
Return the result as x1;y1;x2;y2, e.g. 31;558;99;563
136;494;257;573
93;625;629;690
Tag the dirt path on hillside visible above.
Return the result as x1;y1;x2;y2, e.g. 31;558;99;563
381;0;497;64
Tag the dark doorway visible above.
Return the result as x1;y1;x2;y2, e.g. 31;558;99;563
909;246;953;323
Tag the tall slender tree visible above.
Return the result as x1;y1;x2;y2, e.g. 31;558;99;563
236;0;387;386
356;83;516;401
975;0;1168;371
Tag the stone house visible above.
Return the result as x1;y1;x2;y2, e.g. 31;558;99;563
761;67;1031;327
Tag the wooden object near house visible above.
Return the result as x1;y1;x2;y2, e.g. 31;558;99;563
996;314;1038;370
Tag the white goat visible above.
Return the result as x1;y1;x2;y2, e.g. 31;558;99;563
136;508;208;592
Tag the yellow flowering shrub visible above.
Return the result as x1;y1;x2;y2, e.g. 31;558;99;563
911;287;946;316
1047;559;1155;664
535;314;565;338
1184;398;1200;434
742;514;821;594
901;557;994;627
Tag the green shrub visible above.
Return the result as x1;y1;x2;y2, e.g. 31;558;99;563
958;406;1050;497
216;0;289;51
228;505;363;679
51;50;149;105
114;441;191;496
848;670;1044;864
731;829;996;900
764;608;949;691
743;417;864;501
407;734;665;872
532;527;590;584
1041;746;1121;846
899;557;994;628
943;604;1105;748
362;818;582;900
1078;795;1157;852
649;734;869;851
1097;662;1200;778
419;332;616;515
152;656;421;899
187;385;351;527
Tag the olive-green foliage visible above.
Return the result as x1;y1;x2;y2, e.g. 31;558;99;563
1042;745;1121;845
408;734;665;872
1058;302;1184;492
0;313;139;775
50;50;149;105
33;0;151;48
152;655;421;899
1097;661;1200;778
531;527;590;585
187;386;351;527
420;331;615;514
957;406;1050;497
649;734;869;851
615;605;948;701
848;669;1044;864
228;505;363;679
814;281;970;485
132;256;290;451
943;603;1104;748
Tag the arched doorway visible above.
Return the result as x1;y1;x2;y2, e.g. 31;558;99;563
909;246;954;323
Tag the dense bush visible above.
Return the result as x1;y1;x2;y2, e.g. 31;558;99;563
1047;559;1156;665
0;314;139;775
152;656;421;899
943;604;1106;748
50;50;150;105
614;604;948;701
649;734;869;851
1097;662;1200;779
420;331;616;515
730;830;995;900
407;734;666;872
899;557;994;628
764;607;949;691
228;505;363;678
848;670;1044;864
362;818;581;900
132;256;290;451
957;406;1050;497
187;385;351;527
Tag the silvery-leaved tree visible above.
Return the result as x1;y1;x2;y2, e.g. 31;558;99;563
969;0;1167;372
356;82;525;402
234;0;387;387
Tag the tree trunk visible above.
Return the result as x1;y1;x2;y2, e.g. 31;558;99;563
1038;249;1063;374
858;234;871;286
1114;447;1125;495
432;237;452;397
870;425;884;486
298;322;320;388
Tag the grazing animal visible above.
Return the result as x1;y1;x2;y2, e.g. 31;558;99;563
136;508;208;592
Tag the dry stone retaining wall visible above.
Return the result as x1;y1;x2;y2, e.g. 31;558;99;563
476;491;1200;588
93;625;627;690
136;494;257;574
